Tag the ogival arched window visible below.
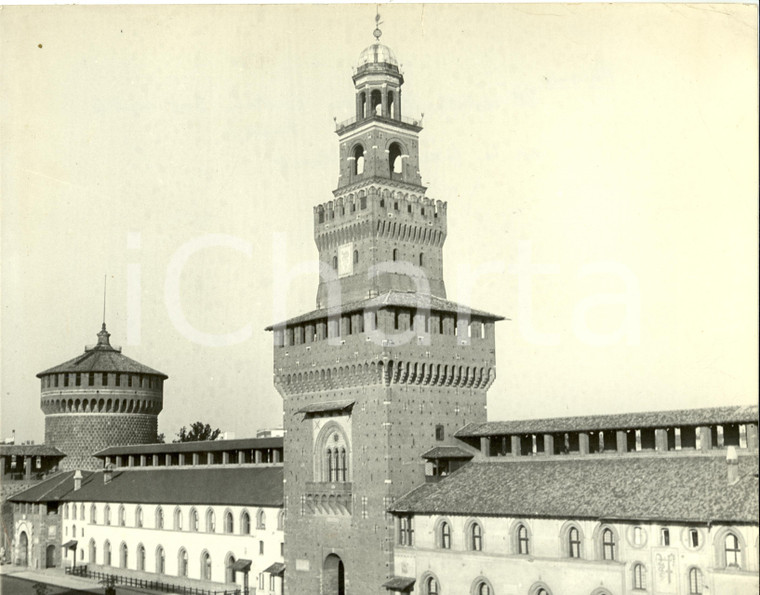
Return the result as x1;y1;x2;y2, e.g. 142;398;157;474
315;423;350;483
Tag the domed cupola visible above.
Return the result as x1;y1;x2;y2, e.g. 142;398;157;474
351;15;404;121
357;42;400;71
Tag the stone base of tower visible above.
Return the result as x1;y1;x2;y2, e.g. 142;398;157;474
45;414;158;471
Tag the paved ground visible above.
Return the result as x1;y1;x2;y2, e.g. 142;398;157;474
0;568;171;595
1;574;101;595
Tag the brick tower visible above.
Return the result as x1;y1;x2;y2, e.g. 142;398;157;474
269;26;503;595
37;324;166;471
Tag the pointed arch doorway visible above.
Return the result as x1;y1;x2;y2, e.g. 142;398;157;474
18;531;29;566
323;553;345;595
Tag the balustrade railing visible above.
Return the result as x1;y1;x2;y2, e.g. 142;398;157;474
335;114;422;131
66;565;243;595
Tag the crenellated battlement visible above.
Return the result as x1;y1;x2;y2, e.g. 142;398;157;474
314;185;446;231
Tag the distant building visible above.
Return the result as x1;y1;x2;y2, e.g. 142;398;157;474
37;324;167;471
9;437;285;594
390;408;759;595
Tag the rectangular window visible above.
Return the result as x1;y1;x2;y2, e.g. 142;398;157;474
259;541;264;555
435;424;445;441
360;196;367;209
115;374;120;387
128;376;132;387
88;372;95;386
101;373;108;386
399;516;414;546
54;375;59;387
75;373;81;386
661;528;670;546
689;528;700;547
281;542;284;557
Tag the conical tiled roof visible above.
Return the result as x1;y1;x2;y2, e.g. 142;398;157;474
36;324;167;379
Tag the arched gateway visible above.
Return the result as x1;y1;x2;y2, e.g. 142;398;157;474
18;531;29;566
323;554;345;595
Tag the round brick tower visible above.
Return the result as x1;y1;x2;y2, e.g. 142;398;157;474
37;324;167;471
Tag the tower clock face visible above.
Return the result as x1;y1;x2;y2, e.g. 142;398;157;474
338;243;354;278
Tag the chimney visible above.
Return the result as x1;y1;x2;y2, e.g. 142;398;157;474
73;469;83;491
726;446;739;485
103;462;113;485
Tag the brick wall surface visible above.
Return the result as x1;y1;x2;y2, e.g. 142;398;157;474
45;414;157;471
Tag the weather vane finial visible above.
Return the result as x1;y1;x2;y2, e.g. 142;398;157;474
373;7;383;41
102;274;107;328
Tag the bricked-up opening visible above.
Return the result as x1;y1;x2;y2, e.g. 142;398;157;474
323;553;345;595
156;546;165;574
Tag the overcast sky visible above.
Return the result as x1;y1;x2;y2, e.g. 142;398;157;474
1;4;757;443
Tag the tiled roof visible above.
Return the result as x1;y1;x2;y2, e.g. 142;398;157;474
8;471;93;503
383;576;416;590
391;455;759;524
296;400;355;415
11;467;283;508
0;444;66;457
421;446;475;460
266;290;504;329
264;562;285;576
94;437;283;458
455;405;759;437
37;324;167;378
